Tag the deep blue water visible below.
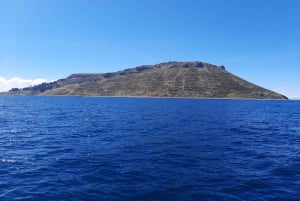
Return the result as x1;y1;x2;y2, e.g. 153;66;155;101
0;96;300;201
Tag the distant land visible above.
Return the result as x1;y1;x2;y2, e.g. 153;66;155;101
2;61;288;99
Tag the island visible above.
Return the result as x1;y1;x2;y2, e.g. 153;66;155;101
3;61;288;99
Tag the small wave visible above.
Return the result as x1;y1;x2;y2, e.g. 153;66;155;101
272;165;300;177
1;159;17;163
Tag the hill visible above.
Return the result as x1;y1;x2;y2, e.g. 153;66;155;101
5;61;288;99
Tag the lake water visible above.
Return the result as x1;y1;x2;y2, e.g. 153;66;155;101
0;96;299;200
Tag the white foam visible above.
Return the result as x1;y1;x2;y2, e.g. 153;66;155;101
1;159;16;163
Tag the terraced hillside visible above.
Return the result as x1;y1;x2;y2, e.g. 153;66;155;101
5;61;287;99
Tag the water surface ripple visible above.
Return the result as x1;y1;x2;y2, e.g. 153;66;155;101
0;96;299;200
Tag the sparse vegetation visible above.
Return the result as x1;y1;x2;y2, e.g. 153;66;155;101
4;61;287;99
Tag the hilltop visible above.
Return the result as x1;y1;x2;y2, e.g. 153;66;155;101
4;61;287;99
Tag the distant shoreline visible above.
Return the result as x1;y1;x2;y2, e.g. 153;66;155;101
0;94;290;100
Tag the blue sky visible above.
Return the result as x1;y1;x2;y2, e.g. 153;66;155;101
0;0;299;98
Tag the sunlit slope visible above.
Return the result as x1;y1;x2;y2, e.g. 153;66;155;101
7;61;288;99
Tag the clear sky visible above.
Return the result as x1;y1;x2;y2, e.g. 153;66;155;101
0;0;299;98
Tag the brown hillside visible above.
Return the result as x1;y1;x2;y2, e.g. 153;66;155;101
6;61;287;99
